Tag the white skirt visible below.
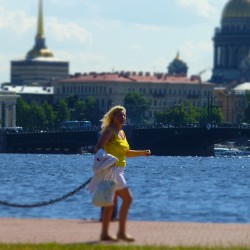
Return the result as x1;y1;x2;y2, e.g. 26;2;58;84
88;166;127;193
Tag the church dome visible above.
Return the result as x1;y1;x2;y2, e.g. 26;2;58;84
222;0;250;19
167;53;188;76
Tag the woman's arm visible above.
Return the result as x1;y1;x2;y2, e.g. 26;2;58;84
126;149;151;157
94;129;114;152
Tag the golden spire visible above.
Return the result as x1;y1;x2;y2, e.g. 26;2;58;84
37;0;44;38
26;0;54;59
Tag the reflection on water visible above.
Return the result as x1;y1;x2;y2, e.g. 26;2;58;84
0;154;250;223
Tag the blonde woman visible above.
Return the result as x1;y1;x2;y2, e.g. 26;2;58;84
95;105;151;242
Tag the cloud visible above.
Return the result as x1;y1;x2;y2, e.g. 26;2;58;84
54;50;112;73
177;0;216;17
48;18;92;44
0;53;10;82
0;6;34;34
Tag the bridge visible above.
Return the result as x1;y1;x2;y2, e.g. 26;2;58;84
130;125;250;156
1;129;99;154
1;124;250;156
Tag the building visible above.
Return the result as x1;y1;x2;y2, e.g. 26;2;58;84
1;85;53;105
54;55;214;123
10;0;69;86
0;92;20;128
214;86;246;123
212;0;250;84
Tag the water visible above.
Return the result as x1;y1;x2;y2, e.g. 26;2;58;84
0;154;250;223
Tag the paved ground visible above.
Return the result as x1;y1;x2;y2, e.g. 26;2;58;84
0;218;250;247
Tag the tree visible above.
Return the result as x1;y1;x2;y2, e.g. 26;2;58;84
124;92;150;124
66;95;78;120
74;100;86;121
85;96;102;125
29;101;46;130
16;98;32;128
54;99;70;126
155;104;187;126
155;103;223;125
42;101;56;129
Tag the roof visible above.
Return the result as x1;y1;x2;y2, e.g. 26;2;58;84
1;85;54;95
59;72;212;85
234;82;250;91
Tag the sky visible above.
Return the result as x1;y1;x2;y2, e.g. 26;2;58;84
0;0;228;84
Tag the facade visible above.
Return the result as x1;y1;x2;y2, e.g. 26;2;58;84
0;92;20;128
212;0;250;84
54;71;214;123
214;87;246;123
10;0;69;86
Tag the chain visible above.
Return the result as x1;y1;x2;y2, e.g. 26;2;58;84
0;177;92;208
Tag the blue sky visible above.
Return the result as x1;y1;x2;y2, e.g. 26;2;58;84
0;0;228;84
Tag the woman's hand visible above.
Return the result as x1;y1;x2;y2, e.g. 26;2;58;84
143;150;151;157
126;149;151;157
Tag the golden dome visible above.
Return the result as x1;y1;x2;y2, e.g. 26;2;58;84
222;0;250;19
26;47;54;59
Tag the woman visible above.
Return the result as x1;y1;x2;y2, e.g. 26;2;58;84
95;105;151;242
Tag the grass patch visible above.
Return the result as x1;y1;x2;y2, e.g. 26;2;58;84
0;244;249;250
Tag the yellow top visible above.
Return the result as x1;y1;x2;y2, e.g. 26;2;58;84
104;128;130;167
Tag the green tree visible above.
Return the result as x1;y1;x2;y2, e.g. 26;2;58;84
54;99;70;126
29;101;46;130
155;103;223;125
85;96;102;124
74;100;86;121
124;92;150;124
155;104;188;125
66;95;78;120
16;98;31;129
42;101;56;129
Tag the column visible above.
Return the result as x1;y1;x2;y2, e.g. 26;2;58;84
214;45;217;68
0;102;2;128
11;104;16;127
4;104;9;128
229;46;233;68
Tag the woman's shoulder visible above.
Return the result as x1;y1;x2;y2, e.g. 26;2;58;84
102;127;116;137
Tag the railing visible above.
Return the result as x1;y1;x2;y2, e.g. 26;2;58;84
2;123;250;134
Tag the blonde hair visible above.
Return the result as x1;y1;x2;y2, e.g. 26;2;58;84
100;105;126;132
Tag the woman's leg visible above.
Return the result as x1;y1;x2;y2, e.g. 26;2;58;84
100;205;117;240
116;188;134;241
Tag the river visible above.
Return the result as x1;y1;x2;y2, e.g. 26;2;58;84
0;154;249;223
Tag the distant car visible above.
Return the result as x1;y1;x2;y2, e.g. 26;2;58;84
60;120;91;130
240;123;250;128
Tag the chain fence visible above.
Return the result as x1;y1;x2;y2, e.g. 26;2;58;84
0;177;92;208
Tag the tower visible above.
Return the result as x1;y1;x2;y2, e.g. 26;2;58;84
211;0;250;84
26;0;54;60
10;0;69;86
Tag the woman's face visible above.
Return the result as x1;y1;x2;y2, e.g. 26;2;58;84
113;109;126;126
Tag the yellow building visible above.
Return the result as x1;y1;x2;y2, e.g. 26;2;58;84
214;84;248;124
